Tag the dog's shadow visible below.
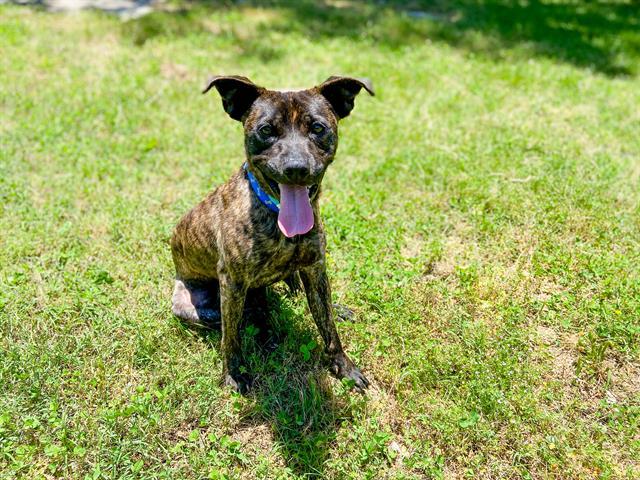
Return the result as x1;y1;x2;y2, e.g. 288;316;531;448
187;287;357;476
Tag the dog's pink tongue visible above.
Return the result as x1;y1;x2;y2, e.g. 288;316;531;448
277;184;314;237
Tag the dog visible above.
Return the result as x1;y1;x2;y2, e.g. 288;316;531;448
170;75;374;394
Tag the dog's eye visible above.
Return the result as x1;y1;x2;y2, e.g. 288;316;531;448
258;124;275;137
310;122;326;135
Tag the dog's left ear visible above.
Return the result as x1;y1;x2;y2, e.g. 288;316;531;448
202;75;265;121
316;76;374;119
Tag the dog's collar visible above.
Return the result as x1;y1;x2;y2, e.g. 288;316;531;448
243;163;280;213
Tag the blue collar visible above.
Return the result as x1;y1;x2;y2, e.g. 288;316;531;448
244;163;280;213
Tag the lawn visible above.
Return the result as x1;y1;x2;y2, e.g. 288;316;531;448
1;1;639;478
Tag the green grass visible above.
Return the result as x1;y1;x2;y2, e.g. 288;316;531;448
1;1;639;478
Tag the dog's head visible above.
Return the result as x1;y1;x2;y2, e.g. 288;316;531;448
203;75;373;236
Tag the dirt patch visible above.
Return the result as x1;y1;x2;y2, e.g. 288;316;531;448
231;422;285;473
535;325;640;414
366;378;403;434
424;219;476;280
536;325;578;383
603;359;640;404
401;233;424;260
531;278;565;302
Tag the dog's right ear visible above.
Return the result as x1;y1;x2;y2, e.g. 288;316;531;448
202;75;264;121
316;76;374;119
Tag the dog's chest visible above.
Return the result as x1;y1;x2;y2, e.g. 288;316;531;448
244;232;323;287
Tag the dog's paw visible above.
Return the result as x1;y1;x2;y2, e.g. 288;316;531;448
330;354;370;393
345;367;370;393
224;373;252;395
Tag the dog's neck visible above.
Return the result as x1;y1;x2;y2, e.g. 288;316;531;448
243;163;280;213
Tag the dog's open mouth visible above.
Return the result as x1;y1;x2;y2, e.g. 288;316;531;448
276;183;317;238
260;175;318;238
270;182;319;200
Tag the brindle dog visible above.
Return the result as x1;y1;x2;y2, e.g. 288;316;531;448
170;75;374;394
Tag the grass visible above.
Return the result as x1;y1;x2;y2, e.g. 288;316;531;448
1;0;639;478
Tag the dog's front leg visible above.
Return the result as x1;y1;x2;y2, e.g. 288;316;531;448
299;262;370;392
219;274;250;394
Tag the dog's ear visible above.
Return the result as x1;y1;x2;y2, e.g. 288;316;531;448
202;75;265;121
316;76;374;119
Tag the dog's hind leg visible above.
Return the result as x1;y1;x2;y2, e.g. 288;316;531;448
172;278;221;329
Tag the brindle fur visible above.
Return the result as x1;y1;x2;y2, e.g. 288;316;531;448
171;75;373;394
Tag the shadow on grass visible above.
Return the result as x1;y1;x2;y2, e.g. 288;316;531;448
186;287;353;476
118;3;287;62
111;0;639;76
10;0;637;74
276;0;639;76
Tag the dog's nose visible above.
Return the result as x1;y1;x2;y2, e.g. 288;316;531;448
283;163;310;183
